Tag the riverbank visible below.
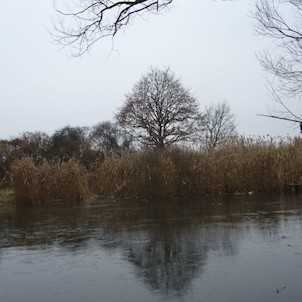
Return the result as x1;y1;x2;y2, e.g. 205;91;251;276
0;188;15;204
6;135;302;204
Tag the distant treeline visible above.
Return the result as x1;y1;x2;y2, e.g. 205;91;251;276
0;122;131;186
2;128;302;203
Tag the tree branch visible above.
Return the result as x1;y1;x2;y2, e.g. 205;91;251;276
257;113;302;123
53;0;173;56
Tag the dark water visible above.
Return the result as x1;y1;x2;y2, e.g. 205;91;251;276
0;195;302;302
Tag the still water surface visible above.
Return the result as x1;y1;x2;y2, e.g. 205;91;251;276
0;195;302;302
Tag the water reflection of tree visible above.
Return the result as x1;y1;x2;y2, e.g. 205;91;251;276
1;196;302;297
125;229;207;296
0;208;12;247
0;204;92;249
119;223;244;297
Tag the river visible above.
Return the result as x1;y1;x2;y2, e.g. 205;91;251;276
0;195;302;302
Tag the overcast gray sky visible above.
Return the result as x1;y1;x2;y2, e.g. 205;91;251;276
0;0;300;139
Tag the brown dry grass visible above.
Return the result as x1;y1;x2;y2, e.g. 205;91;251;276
10;136;302;203
10;158;89;204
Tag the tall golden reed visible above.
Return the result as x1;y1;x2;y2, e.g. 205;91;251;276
10;136;302;203
11;158;89;203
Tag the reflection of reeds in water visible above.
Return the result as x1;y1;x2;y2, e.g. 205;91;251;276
10;136;302;203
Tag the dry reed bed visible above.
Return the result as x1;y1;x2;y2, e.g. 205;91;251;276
10;158;89;203
9;137;302;203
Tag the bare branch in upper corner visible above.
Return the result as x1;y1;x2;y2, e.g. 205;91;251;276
52;0;174;56
253;0;302;121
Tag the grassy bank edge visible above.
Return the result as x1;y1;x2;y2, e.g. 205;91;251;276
0;188;15;204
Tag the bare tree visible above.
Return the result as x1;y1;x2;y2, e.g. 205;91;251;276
53;0;173;56
20;132;51;163
89;121;132;152
253;0;302;121
90;121;119;152
202;101;237;150
115;67;202;149
48;125;89;161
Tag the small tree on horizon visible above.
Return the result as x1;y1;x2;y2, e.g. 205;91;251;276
89;121;132;153
202;101;237;150
115;67;203;149
47;125;89;161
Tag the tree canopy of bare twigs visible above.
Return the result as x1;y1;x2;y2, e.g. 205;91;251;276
202;101;237;150
253;0;302;120
115;67;203;149
53;0;234;56
89;121;132;152
53;0;173;56
48;125;89;160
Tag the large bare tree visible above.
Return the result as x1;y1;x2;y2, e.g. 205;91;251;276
53;0;173;56
253;0;302;122
202;101;237;150
115;67;202;149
